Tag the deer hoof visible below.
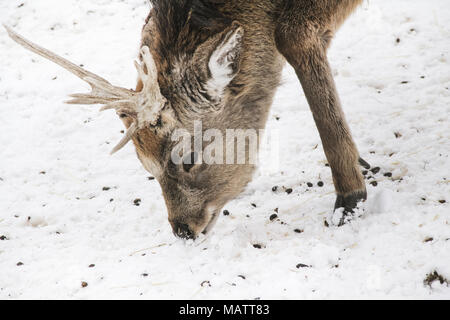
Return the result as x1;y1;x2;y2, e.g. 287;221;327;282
327;190;367;226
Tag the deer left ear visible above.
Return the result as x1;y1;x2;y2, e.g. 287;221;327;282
206;24;244;99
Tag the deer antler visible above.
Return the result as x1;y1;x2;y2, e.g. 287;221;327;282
4;25;166;154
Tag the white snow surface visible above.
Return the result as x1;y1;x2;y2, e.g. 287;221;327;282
0;0;449;299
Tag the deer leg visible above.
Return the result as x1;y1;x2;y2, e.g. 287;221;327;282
275;26;366;225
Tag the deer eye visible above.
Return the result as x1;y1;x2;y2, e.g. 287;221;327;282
182;152;198;173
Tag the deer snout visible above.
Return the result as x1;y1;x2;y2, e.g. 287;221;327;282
171;221;196;240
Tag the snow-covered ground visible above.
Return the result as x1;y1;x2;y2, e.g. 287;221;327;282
0;0;449;299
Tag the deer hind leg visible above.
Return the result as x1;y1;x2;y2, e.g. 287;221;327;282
275;16;366;226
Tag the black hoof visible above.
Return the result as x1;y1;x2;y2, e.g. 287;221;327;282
333;190;367;226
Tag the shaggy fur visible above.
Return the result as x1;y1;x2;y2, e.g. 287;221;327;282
128;0;366;237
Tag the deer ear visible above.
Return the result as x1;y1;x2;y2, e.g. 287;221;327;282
206;24;244;99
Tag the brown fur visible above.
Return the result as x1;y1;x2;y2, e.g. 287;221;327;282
275;0;366;197
125;0;366;237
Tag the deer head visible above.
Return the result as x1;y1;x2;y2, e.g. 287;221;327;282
4;11;254;239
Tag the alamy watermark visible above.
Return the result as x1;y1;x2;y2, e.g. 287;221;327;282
170;121;280;174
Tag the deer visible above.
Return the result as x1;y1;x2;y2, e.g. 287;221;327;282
5;0;372;239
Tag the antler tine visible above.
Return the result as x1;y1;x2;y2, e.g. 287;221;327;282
4;25;134;100
100;100;136;111
110;122;138;155
4;24;110;86
4;25;167;155
4;25;138;153
140;46;157;79
139;46;160;93
134;60;146;82
65;94;116;105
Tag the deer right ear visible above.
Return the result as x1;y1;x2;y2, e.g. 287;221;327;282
206;24;244;99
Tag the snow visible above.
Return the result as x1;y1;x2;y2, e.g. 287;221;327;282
0;0;449;299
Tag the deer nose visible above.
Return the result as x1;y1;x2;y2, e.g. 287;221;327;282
172;221;196;240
